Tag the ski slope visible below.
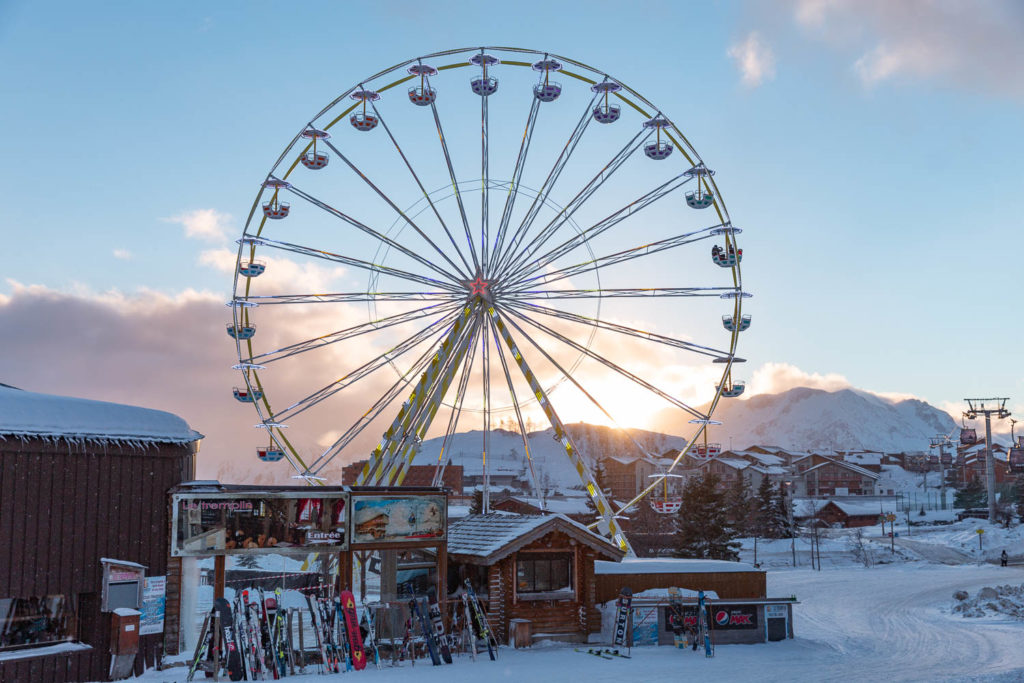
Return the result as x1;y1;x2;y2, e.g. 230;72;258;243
127;564;1024;682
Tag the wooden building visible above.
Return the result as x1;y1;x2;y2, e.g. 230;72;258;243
446;513;624;644
593;558;767;603
0;385;201;682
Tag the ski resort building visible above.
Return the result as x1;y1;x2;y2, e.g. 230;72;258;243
446;513;625;644
0;384;202;683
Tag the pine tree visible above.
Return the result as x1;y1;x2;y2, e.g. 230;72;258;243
470;489;484;514
725;475;752;536
753;476;776;538
673;473;740;561
773;481;795;539
955;477;986;509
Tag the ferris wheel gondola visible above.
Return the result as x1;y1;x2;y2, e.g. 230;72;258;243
228;47;749;554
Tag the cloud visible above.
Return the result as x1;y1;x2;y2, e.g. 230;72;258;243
199;248;346;293
789;0;1024;97
113;249;133;260
745;362;851;396
165;208;233;242
728;32;777;87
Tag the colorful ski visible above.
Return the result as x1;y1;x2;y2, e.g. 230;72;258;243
464;580;497;661
304;592;329;674
360;601;383;670
339;590;368;670
460;593;477;660
186;608;216;681
698;590;713;658
574;647;613;660
428;600;454;664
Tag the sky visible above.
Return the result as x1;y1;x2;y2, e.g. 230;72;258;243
0;1;1021;481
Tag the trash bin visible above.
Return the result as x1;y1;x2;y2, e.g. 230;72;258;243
509;618;532;648
110;607;141;680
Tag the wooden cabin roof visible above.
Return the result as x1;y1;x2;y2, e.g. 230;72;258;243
447;512;625;565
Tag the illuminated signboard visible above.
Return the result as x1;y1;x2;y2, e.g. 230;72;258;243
171;492;349;556
350;495;446;546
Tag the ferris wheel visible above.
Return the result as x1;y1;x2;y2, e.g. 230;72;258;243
228;46;750;553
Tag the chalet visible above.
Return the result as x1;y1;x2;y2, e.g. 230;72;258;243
953;444;1013;485
698;456;750;488
601;453;660;502
341;461;464;491
798;459;879;496
814;499;897;528
446;513;624;644
835;451;885;473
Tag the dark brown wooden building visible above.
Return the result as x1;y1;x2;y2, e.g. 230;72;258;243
0;385;201;682
447;513;624;644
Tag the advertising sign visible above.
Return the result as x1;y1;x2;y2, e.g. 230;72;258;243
663;605;758;630
139;576;166;635
172;492;349;556
766;604;787;619
350;495;446;545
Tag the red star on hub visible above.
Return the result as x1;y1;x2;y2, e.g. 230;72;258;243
469;274;489;297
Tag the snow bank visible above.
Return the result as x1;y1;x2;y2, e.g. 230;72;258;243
951;584;1024;619
595;558;757;574
0;385;202;446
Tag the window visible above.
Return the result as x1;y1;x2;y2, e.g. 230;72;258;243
0;595;76;652
516;553;573;597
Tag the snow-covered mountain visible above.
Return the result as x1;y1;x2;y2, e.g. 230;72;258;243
655;387;957;454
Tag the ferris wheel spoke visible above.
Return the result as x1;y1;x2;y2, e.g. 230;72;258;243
497;308;660;462
247;234;462;292
512;286;739;301
247;301;462;366
504;173;696;288
489;97;541;278
284;183;465;286
503;306;708;421
242;291;463;305
305;311;475;476
504;300;735;362
480;79;491;271
368;100;474;276
318;137;471;281
431;318;481;486
507;222;722;292
429;99;481;272
485;314;544;506
272;309;464;424
499;128;651;281
491;90;600;275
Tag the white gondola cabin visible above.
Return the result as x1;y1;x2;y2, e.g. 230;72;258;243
226;324;256;340
723;314;751;332
643;116;673;160
407;64;438;105
686;190;714;209
233;387;263;403
712;244;742;267
257;447;285;463
300;127;330;169
261;178;290;220
238;261;266;278
591;81;621;123
469;53;499;96
532;58;562;102
650;499;683;514
718;381;745;398
349;89;381;131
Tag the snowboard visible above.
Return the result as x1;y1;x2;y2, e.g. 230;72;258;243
428;600;454;664
410;597;443;665
340;590;368;670
612;587;632;648
698;590;713;658
666;586;688;649
214;597;244;681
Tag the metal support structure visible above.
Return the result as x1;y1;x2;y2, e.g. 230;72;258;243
964;398;1011;523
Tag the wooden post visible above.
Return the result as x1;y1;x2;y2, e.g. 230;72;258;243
437;541;447;612
213;555;225;600
339;550;353;592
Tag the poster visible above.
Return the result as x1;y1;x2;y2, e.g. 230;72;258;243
351;495;446;545
139;576;166;635
172;493;349;556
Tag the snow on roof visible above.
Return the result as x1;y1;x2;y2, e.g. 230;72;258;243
826;499;898;517
843;453;883;465
447;512;622;563
0;385;202;446
594;557;758;575
749;465;787;476
804;459;879;480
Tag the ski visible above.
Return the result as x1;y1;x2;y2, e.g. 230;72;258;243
602;648;631;659
339;590;368;670
186;608;216;681
428;600;454;664
460;593;477;661
334;597;354;671
574;647;614;660
214;597;244;681
361;601;383;670
410;597;442;665
612;587;632;649
698;590;714;658
273;588;288;677
304;591;329;674
464;580;497;661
